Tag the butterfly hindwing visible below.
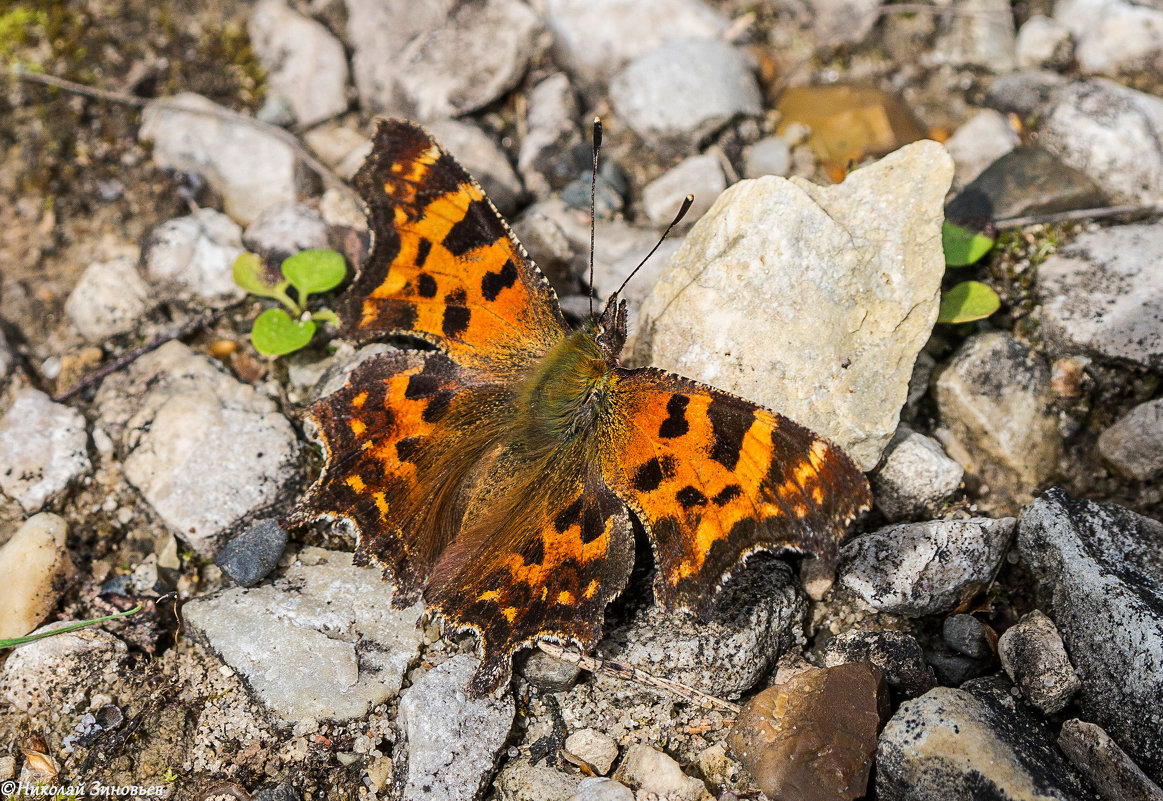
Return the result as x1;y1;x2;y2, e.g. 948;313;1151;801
337;119;568;377
600;367;872;613
289;349;506;604
425;458;635;696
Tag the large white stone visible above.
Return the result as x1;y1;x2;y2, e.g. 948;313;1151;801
1054;0;1163;80
139;93;301;225
634;141;952;471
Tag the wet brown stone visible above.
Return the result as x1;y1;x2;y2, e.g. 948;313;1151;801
727;662;888;801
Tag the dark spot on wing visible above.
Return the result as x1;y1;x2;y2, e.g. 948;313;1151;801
395;436;424;462
581;505;604;544
481;259;519;302
417;272;438;298
658;394;690;439
675;485;707;510
707;398;754;471
555;497;584;533
415;237;432;268
442;197;493;257
712;484;742;505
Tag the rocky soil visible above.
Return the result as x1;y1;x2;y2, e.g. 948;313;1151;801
1;0;1162;800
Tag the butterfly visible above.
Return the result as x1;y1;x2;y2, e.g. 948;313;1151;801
289;119;872;696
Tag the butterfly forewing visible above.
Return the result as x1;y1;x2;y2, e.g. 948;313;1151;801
338;119;568;378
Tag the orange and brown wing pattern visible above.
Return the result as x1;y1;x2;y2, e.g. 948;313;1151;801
425;459;635;696
601;367;871;613
287;350;504;604
337;119;568;378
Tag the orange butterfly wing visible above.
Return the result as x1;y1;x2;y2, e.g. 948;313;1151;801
600;367;872;613
337;119;568;377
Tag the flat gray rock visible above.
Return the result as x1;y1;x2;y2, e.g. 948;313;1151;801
0;388;90;513
1018;489;1163;786
1097;399;1163;481
932;0;1016;71
543;0;727;86
934;332;1060;502
641;151;727;228
183;547;424;724
1;624;127;717
635;141;952;471
344;0;452;113
1038;223;1163;370
518;73;584;199
398;654;514;801
1038;79;1163;203
142;209;246;307
139;92;301;225
95;341;298;557
248;0;349;127
942;109;1020;189
610;38;761;157
877;676;1089;801
838;517;1015;616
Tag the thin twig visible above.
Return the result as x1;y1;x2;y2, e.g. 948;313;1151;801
996;203;1163;229
537;641;741;714
52;308;231;402
12;67;359;206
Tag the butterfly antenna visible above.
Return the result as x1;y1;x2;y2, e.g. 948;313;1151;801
588;117;602;318
614;194;694;298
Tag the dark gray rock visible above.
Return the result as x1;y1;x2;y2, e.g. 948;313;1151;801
998;609;1081;715
516;648;582;693
838;518;1015;616
1059;719;1163;801
877;675;1090;800
214;518;288;587
943;613;994;660
986;69;1068;118
944;146;1106;226
924;640;989;687
1018;489;1163;785
596;557;805;698
823;629;937;697
518;73;585;199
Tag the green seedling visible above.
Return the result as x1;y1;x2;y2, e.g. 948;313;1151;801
0;604;142;649
234;249;346;356
939;220;1000;324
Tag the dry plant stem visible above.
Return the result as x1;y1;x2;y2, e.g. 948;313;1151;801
537;641;742;714
11;67;360;206
996;203;1163;229
52;307;231;402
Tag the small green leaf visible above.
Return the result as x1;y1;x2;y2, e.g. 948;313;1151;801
233;252;291;299
938;280;1001;324
251;308;316;356
943;220;995;267
281;249;347;304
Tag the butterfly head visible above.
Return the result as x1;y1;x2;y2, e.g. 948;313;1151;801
593;292;628;364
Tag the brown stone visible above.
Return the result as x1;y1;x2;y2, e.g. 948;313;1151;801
727;662;888;801
776;85;927;170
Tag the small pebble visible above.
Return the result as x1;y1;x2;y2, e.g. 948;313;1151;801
214;518;288;587
998;610;1081;715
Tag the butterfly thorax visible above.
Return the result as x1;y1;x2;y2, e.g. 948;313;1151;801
519;325;615;446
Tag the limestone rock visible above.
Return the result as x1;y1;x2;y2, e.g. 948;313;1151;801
0;388;90;513
998;609;1081;714
65;256;152;341
635;141;952;470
